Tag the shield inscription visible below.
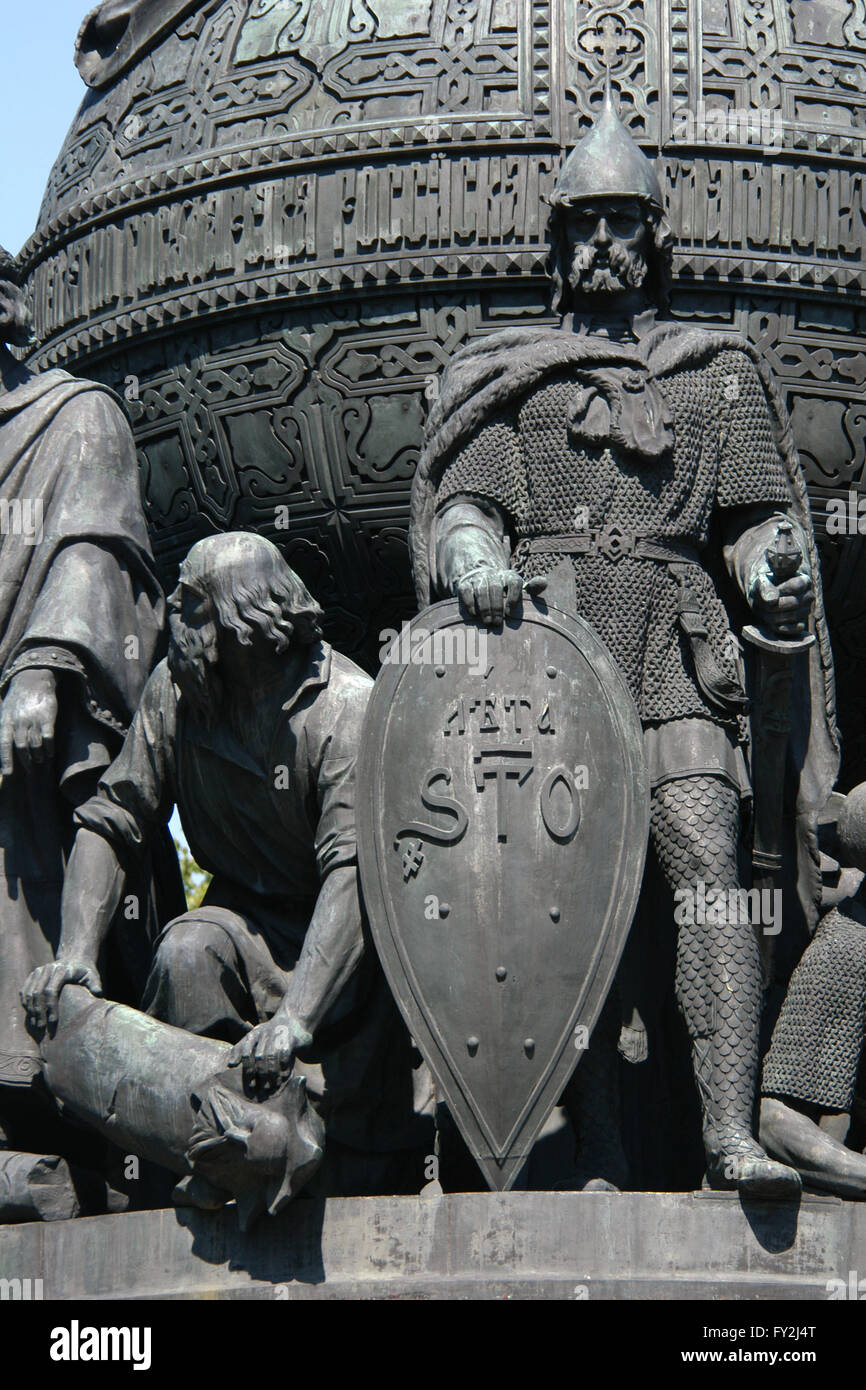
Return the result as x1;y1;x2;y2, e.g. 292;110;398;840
357;599;649;1190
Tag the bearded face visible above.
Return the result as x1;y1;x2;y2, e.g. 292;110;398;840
562;200;650;301
167;585;222;726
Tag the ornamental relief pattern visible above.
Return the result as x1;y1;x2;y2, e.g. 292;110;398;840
19;0;866;774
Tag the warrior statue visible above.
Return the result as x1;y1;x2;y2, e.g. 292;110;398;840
410;88;838;1195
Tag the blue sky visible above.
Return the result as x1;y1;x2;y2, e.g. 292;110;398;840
1;3;88;254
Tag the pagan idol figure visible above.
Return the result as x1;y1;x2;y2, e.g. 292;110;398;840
0;245;174;1219
24;533;431;1205
409;90;838;1195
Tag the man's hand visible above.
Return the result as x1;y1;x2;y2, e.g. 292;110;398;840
21;959;103;1032
0;668;58;786
227;1011;313;1093
456;566;547;626
748;567;813;640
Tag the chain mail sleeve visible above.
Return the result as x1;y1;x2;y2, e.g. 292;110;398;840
714;350;793;511
713;349;808;597
433;412;527;529
430;413;527;596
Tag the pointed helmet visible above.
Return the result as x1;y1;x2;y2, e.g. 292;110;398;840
550;80;664;213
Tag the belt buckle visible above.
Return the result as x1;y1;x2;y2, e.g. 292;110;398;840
595;523;635;562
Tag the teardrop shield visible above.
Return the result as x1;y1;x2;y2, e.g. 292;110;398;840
357;598;650;1190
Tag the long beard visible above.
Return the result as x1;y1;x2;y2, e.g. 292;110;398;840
568;243;649;297
168;613;222;726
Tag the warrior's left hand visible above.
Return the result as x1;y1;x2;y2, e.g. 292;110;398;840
227;1012;312;1093
749;569;813;640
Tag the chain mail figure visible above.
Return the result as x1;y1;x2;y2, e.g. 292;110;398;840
760;783;866;1196
410;86;838;1196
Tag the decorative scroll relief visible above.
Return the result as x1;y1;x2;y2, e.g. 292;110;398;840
667;0;866;154
38;0;534;234
561;0;661;137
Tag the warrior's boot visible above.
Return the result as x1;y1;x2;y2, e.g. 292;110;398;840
690;1031;799;1196
652;775;800;1198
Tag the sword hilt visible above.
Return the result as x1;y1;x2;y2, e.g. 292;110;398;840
743;522;815;656
765;519;802;585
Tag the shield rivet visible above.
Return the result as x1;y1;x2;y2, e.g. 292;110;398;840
550;905;560;922
439;902;450;918
546;665;558;679
435;666;446;677
524;1038;536;1057
495;966;507;982
467;1036;479;1055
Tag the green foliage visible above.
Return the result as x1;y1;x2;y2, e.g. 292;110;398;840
174;837;211;910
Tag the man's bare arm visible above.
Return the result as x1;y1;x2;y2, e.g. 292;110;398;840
279;864;364;1035
227;865;364;1089
21;829;125;1030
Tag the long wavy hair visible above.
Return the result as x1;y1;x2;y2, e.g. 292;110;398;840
168;535;324;724
188;557;324;653
546;200;675;316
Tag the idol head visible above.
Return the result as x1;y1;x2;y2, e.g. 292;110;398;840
547;84;674;315
167;531;323;725
0;247;34;349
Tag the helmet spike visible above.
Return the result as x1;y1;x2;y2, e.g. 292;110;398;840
550;85;664;213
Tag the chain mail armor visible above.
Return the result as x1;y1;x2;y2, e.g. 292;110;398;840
435;349;791;730
413;318;830;1191
762;900;866;1111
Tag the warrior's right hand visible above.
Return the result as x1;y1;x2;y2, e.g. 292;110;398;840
456;566;547;626
21;960;103;1032
0;668;58;785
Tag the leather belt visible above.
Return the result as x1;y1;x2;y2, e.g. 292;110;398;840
522;526;750;716
524;526;699;566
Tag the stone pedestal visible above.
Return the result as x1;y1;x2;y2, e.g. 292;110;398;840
0;1191;863;1299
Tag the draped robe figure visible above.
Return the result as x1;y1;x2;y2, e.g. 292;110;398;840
0;249;172;1214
